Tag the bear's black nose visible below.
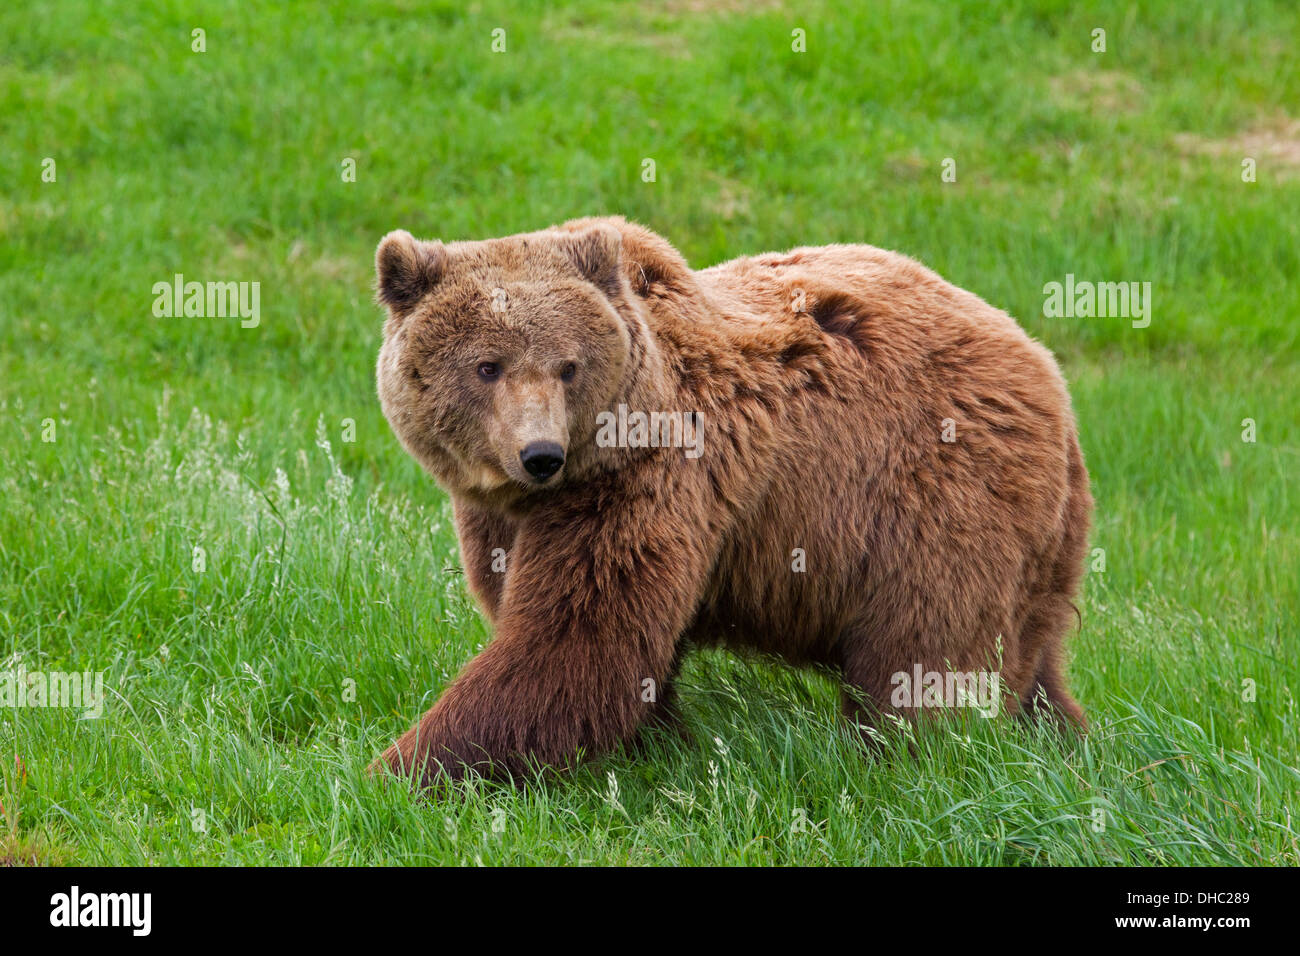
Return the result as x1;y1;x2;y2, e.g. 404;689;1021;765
520;441;565;481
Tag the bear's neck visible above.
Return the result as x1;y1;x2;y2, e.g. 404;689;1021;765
620;313;673;411
614;292;677;417
566;295;678;483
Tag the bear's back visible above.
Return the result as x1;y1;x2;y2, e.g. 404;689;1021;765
697;243;1027;347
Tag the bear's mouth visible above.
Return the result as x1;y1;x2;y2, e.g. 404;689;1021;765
506;462;565;492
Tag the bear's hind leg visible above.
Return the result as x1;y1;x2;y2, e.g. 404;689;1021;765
1022;644;1087;732
836;628;911;749
1020;433;1090;733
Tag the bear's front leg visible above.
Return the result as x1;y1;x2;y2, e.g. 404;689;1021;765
373;486;714;787
450;497;517;625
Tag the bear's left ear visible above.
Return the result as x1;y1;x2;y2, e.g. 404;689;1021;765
559;224;623;299
375;230;447;314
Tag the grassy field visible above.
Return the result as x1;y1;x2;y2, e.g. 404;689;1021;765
1;0;1297;865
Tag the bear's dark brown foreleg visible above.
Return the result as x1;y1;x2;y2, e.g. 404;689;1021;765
451;499;518;625
373;484;713;787
632;648;693;749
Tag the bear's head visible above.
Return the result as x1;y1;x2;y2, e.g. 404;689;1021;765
374;223;642;504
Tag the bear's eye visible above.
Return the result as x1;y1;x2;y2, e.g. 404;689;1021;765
477;362;500;381
560;362;577;383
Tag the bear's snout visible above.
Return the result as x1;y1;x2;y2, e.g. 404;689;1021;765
520;441;565;482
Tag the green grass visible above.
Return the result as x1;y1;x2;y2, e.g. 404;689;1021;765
1;0;1297;865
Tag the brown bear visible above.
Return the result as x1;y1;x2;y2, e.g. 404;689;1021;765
371;216;1091;786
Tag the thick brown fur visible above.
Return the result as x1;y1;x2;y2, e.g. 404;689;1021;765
371;216;1092;786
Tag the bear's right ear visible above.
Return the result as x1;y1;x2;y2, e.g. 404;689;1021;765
375;230;447;313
